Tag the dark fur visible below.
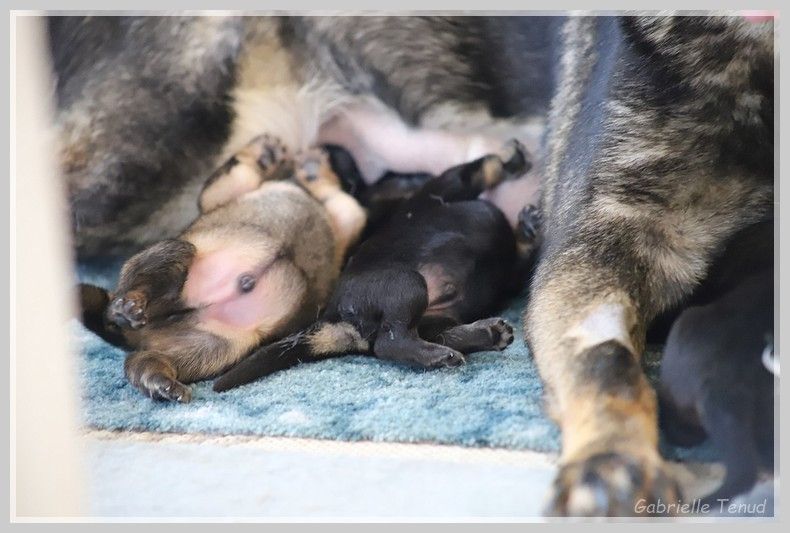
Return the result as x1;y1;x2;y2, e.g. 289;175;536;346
214;141;538;391
51;14;774;516
48;16;561;256
530;16;773;516
658;270;774;505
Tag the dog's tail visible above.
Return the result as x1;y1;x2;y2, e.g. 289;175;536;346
212;321;369;392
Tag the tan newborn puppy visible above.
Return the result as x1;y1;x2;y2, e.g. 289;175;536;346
80;135;366;402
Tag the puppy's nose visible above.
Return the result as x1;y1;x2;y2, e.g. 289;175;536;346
238;273;256;294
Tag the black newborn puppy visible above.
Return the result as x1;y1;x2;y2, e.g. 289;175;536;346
658;270;774;505
214;139;538;391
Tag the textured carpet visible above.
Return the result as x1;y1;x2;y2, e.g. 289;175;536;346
75;258;715;460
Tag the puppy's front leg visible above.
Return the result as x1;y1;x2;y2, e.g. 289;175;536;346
108;239;196;330
527;256;681;516
293;148;367;269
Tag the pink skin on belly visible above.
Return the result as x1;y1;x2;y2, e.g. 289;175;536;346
182;249;291;331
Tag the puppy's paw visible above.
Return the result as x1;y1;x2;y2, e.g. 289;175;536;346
484;317;515;350
517;204;542;242
140;373;193;403
420;345;466;369
108;290;148;330
544;452;681;517
251;134;290;171
498;138;532;178
294;148;341;200
480;139;532;189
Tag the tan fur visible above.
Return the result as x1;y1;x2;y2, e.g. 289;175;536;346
110;136;366;400
307;322;369;356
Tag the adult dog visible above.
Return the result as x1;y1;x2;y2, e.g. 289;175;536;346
49;15;774;516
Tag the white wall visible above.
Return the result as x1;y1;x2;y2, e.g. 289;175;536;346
12;14;86;518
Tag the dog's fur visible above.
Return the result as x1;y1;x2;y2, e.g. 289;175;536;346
213;140;537;391
529;16;773;516
49;16;558;256
50;15;773;516
79;136;365;402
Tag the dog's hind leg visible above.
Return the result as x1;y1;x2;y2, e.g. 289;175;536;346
527;258;683;516
77;284;130;347
420;317;515;353
408;139;531;206
108;239;196;330
213;321;369;391
367;270;465;369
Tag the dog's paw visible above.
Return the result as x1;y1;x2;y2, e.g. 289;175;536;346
544;452;681;517
251;134;290;171
489;318;514;350
107;290;148;330
473;317;514;350
517;204;542;242
140;373;193;403
294;148;341;200
420;345;466;369
498;138;532;178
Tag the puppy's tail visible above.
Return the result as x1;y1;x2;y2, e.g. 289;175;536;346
213;321;369;392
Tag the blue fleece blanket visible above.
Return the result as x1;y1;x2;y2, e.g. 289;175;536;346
76;258;714;460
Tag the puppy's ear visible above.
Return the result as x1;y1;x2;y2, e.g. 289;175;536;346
198;134;293;213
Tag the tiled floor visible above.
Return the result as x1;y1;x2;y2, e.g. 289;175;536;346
83;431;773;520
83;431;557;519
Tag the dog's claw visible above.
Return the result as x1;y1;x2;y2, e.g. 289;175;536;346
499;138;532;177
422;347;466;369
141;373;192;403
544;452;681;517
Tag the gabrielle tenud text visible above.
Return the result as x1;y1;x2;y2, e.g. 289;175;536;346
635;498;770;516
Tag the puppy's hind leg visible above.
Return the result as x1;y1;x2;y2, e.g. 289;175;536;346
78;283;129;347
409;139;531;205
213;321;370;391
108;239;196;330
293;148;367;268
420;317;515;353
371;270;465;369
199;134;293;213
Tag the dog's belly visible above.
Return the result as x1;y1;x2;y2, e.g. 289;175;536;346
317;101;543;225
182;246;305;333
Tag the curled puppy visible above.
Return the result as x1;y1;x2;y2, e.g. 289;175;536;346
214;139;540;391
658;270;774;505
79;135;366;402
